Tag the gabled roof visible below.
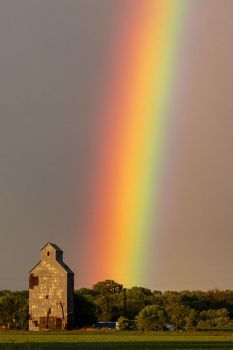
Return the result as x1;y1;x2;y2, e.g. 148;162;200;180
29;259;74;274
59;260;74;274
40;242;63;252
29;261;41;274
29;242;74;274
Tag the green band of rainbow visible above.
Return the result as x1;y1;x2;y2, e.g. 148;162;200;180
80;0;188;287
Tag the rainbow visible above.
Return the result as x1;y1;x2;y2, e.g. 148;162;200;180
79;0;187;287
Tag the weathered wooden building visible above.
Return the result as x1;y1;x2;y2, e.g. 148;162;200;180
29;243;74;331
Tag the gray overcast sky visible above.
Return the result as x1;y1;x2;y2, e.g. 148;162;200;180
0;0;232;290
0;0;117;289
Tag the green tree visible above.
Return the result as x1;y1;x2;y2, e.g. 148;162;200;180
136;305;166;331
165;301;191;329
185;308;198;330
92;280;123;321
197;308;230;329
93;280;123;295
74;291;97;328
117;316;130;330
0;292;28;329
125;287;153;319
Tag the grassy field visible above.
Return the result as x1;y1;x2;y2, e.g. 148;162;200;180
0;330;233;350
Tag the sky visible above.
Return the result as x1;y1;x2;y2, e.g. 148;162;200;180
0;0;232;291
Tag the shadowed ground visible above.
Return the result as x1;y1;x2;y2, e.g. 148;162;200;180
1;341;233;350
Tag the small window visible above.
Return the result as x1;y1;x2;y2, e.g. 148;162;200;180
45;295;49;299
47;251;50;256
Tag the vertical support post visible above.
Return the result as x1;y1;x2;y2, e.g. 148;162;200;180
123;288;127;317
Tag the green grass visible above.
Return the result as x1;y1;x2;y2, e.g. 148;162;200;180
0;331;233;350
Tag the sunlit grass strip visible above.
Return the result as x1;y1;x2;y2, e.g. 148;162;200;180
0;331;233;344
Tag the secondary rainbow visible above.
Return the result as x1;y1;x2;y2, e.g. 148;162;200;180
80;0;187;287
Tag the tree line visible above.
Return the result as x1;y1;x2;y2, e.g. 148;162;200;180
1;280;233;330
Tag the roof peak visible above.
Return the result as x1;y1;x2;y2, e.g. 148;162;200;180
40;242;63;252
